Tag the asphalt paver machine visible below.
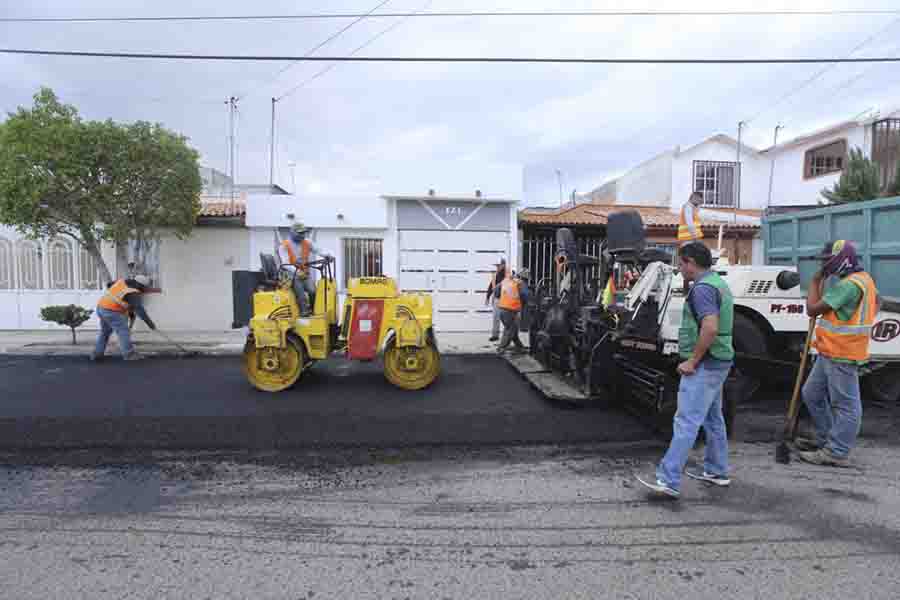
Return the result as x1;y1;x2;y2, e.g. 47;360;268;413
238;254;440;392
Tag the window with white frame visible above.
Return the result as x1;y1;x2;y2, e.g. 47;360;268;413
804;139;847;179
0;237;13;290
126;237;162;288
79;246;104;290
342;238;383;288
47;238;74;290
693;161;739;207
16;240;43;290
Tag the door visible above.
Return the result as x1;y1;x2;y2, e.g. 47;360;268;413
399;230;510;331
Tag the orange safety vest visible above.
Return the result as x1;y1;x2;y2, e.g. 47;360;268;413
677;203;704;242
282;238;312;273
813;272;879;362
97;279;142;313
497;277;522;311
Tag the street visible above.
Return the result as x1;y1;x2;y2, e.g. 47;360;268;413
1;353;898;598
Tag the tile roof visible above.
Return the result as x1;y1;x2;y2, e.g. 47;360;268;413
519;203;761;230
198;196;246;218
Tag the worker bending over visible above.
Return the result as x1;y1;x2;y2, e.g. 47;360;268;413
279;223;332;315
798;240;880;467
92;275;156;362
496;268;529;354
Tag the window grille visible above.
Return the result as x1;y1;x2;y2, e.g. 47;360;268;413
872;119;900;190
693;161;739;207
0;237;13;289
16;240;43;290
343;238;384;288
48;238;74;290
79;246;104;290
804;140;847;178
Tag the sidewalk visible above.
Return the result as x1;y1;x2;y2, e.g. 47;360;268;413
0;329;520;357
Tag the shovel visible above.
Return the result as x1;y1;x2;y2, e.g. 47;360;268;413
775;316;816;464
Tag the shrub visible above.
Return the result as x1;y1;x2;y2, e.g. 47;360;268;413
40;305;93;345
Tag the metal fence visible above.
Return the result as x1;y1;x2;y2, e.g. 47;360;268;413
520;233;605;295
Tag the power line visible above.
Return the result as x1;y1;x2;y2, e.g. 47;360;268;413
4;9;900;23
4;49;900;64
276;0;433;101
745;15;900;123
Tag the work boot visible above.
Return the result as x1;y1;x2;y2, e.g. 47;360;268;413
793;437;821;452
797;448;850;468
489;336;499;342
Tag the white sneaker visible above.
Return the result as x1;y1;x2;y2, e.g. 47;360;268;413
635;474;680;498
685;470;731;486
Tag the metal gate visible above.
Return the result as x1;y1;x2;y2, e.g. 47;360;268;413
519;233;604;295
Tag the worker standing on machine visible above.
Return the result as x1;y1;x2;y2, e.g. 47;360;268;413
638;242;734;498
485;258;506;342
279;223;332;316
496;267;528;354
796;240;880;467
677;191;704;246
91;274;156;362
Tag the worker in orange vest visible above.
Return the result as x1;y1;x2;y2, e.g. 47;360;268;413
496;267;529;354
278;222;332;315
797;240;880;467
92;274;156;362
677;192;704;246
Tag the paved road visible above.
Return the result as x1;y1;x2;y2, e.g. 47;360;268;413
2;441;899;599
0;354;653;449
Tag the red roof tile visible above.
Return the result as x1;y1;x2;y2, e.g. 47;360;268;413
198;195;246;218
519;203;760;230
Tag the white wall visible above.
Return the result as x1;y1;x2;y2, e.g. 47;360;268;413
138;227;249;331
246;193;390;230
616;149;675;207
765;125;869;207
671;139;770;212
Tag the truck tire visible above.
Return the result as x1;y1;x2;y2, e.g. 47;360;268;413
863;366;900;404
733;312;768;357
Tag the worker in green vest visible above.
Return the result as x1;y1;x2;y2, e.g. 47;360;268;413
638;241;735;499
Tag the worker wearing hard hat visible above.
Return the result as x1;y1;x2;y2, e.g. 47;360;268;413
677;192;704;246
278;222;333;315
797;240;880;467
92;274;156;362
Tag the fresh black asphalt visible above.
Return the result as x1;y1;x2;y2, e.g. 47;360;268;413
0;354;654;449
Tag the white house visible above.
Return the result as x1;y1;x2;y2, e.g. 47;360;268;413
592;109;900;213
246;191;519;332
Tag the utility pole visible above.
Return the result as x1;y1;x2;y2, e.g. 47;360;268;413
766;124;783;210
555;169;563;208
269;97;276;188
227;96;238;209
734;121;744;223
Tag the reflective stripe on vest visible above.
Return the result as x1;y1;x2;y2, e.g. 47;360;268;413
282;239;312;273
677;204;704;242
497;278;522;311
97;279;141;313
813;272;878;362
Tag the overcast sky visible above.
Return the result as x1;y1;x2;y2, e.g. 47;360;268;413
2;0;899;205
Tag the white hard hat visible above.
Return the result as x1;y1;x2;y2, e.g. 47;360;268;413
133;274;151;287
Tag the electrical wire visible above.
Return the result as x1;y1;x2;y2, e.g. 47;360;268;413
276;0;433;101
3;9;900;23
3;49;900;64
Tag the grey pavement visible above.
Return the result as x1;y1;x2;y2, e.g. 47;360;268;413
0;329;513;357
1;441;899;599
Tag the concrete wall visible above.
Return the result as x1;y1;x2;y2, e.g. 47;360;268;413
615;149;675;207
138;227;249;332
765;125;869;208
671;139;769;212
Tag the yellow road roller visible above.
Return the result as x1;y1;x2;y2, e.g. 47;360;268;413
242;254;440;392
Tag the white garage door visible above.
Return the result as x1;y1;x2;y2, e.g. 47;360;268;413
399;230;509;332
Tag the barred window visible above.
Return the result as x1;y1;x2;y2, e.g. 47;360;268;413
48;238;74;290
343;238;384;288
16;240;43;290
79;246;104;290
0;237;13;290
804;139;846;178
693;161;738;207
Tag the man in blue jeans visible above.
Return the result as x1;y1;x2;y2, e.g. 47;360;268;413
92;275;157;362
638;242;735;498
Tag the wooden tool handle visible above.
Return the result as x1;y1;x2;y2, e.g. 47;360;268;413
783;317;816;440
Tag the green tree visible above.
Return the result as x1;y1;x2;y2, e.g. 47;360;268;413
0;88;202;283
40;305;93;345
820;147;881;204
